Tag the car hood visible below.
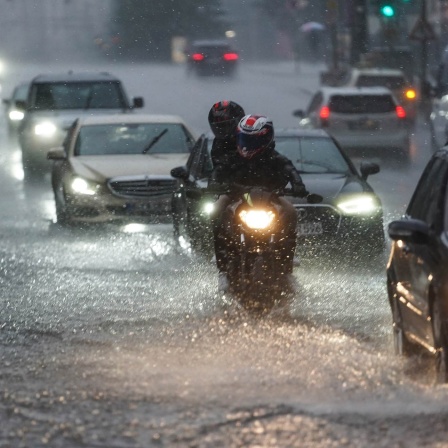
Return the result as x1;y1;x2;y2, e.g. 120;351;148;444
27;109;130;129
290;173;373;205
70;154;190;181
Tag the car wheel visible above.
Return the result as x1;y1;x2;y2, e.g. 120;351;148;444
389;278;416;356
432;299;448;383
55;194;72;226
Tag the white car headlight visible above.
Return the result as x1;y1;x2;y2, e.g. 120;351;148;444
239;209;276;230
202;201;214;215
71;177;97;196
9;110;24;121
34;122;57;137
337;194;380;216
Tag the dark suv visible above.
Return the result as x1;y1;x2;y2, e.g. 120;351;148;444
186;40;239;77
17;72;144;179
387;148;448;382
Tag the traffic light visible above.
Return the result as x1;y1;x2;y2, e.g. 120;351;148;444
379;3;395;17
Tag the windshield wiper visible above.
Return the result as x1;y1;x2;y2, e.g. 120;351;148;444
142;128;168;154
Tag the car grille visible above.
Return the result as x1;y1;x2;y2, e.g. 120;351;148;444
108;176;176;198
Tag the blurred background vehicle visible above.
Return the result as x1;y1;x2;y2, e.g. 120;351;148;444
48;114;197;225
18;71;144;180
387;146;448;383
171;128;384;260
342;67;418;126
2;82;29;137
293;86;411;159
185;39;239;77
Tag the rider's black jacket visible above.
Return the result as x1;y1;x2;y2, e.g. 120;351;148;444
209;142;307;195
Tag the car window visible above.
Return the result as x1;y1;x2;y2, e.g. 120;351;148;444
13;85;29;101
407;157;448;228
356;75;406;90
275;136;351;174
30;81;127;110
329;94;396;114
74;123;194;156
306;92;323;115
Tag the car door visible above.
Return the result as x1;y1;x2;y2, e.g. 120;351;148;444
397;156;448;342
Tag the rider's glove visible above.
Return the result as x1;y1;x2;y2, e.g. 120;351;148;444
292;183;308;198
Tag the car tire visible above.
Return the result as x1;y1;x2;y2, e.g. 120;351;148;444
55;195;72;226
432;298;448;383
389;279;417;356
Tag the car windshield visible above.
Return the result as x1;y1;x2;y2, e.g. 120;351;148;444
74;122;193;156
329;94;396;114
274;136;351;174
356;75;407;90
30;81;126;110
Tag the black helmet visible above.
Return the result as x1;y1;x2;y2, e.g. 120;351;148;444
208;100;245;139
236;114;274;160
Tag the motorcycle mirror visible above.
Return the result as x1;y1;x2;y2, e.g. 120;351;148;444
307;193;323;204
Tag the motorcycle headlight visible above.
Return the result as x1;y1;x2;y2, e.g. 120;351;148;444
202;201;214;215
239;209;276;230
71;177;97;196
34;121;57;137
336;194;380;216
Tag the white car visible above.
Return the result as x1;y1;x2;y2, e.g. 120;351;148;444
47;114;197;225
18;72;144;180
294;86;410;158
342;67;418;125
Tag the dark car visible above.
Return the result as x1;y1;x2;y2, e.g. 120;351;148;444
387;148;448;382
186;40;239;77
171;128;385;259
17;71;144;180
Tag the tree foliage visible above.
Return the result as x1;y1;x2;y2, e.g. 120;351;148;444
112;0;228;60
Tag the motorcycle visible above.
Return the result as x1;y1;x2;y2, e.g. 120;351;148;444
215;185;322;301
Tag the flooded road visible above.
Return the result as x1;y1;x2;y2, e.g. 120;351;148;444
1;61;447;447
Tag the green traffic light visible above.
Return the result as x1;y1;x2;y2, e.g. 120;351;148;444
380;4;395;17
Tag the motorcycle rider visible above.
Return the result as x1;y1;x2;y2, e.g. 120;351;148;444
208;100;245;168
209;114;309;291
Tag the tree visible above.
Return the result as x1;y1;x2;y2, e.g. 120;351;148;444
112;0;228;60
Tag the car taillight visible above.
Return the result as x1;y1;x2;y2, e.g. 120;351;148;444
319;106;330;119
223;53;239;61
396;106;406;119
405;89;416;100
192;53;204;61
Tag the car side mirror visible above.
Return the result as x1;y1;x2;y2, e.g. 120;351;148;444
15;100;27;111
132;97;144;108
47;147;66;160
360;162;380;180
171;166;189;180
292;109;305;118
388;219;430;245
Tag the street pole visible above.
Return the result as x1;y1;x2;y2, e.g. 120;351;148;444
350;0;368;65
420;0;428;100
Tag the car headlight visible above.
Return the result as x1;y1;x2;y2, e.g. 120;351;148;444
9;110;25;121
202;201;214;215
71;177;97;196
239;209;276;230
34;122;57;137
336;194;380;216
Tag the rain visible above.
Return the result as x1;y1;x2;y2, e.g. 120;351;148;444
1;0;448;446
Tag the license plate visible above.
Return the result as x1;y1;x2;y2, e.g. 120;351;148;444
348;119;379;131
297;222;323;236
125;202;167;214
